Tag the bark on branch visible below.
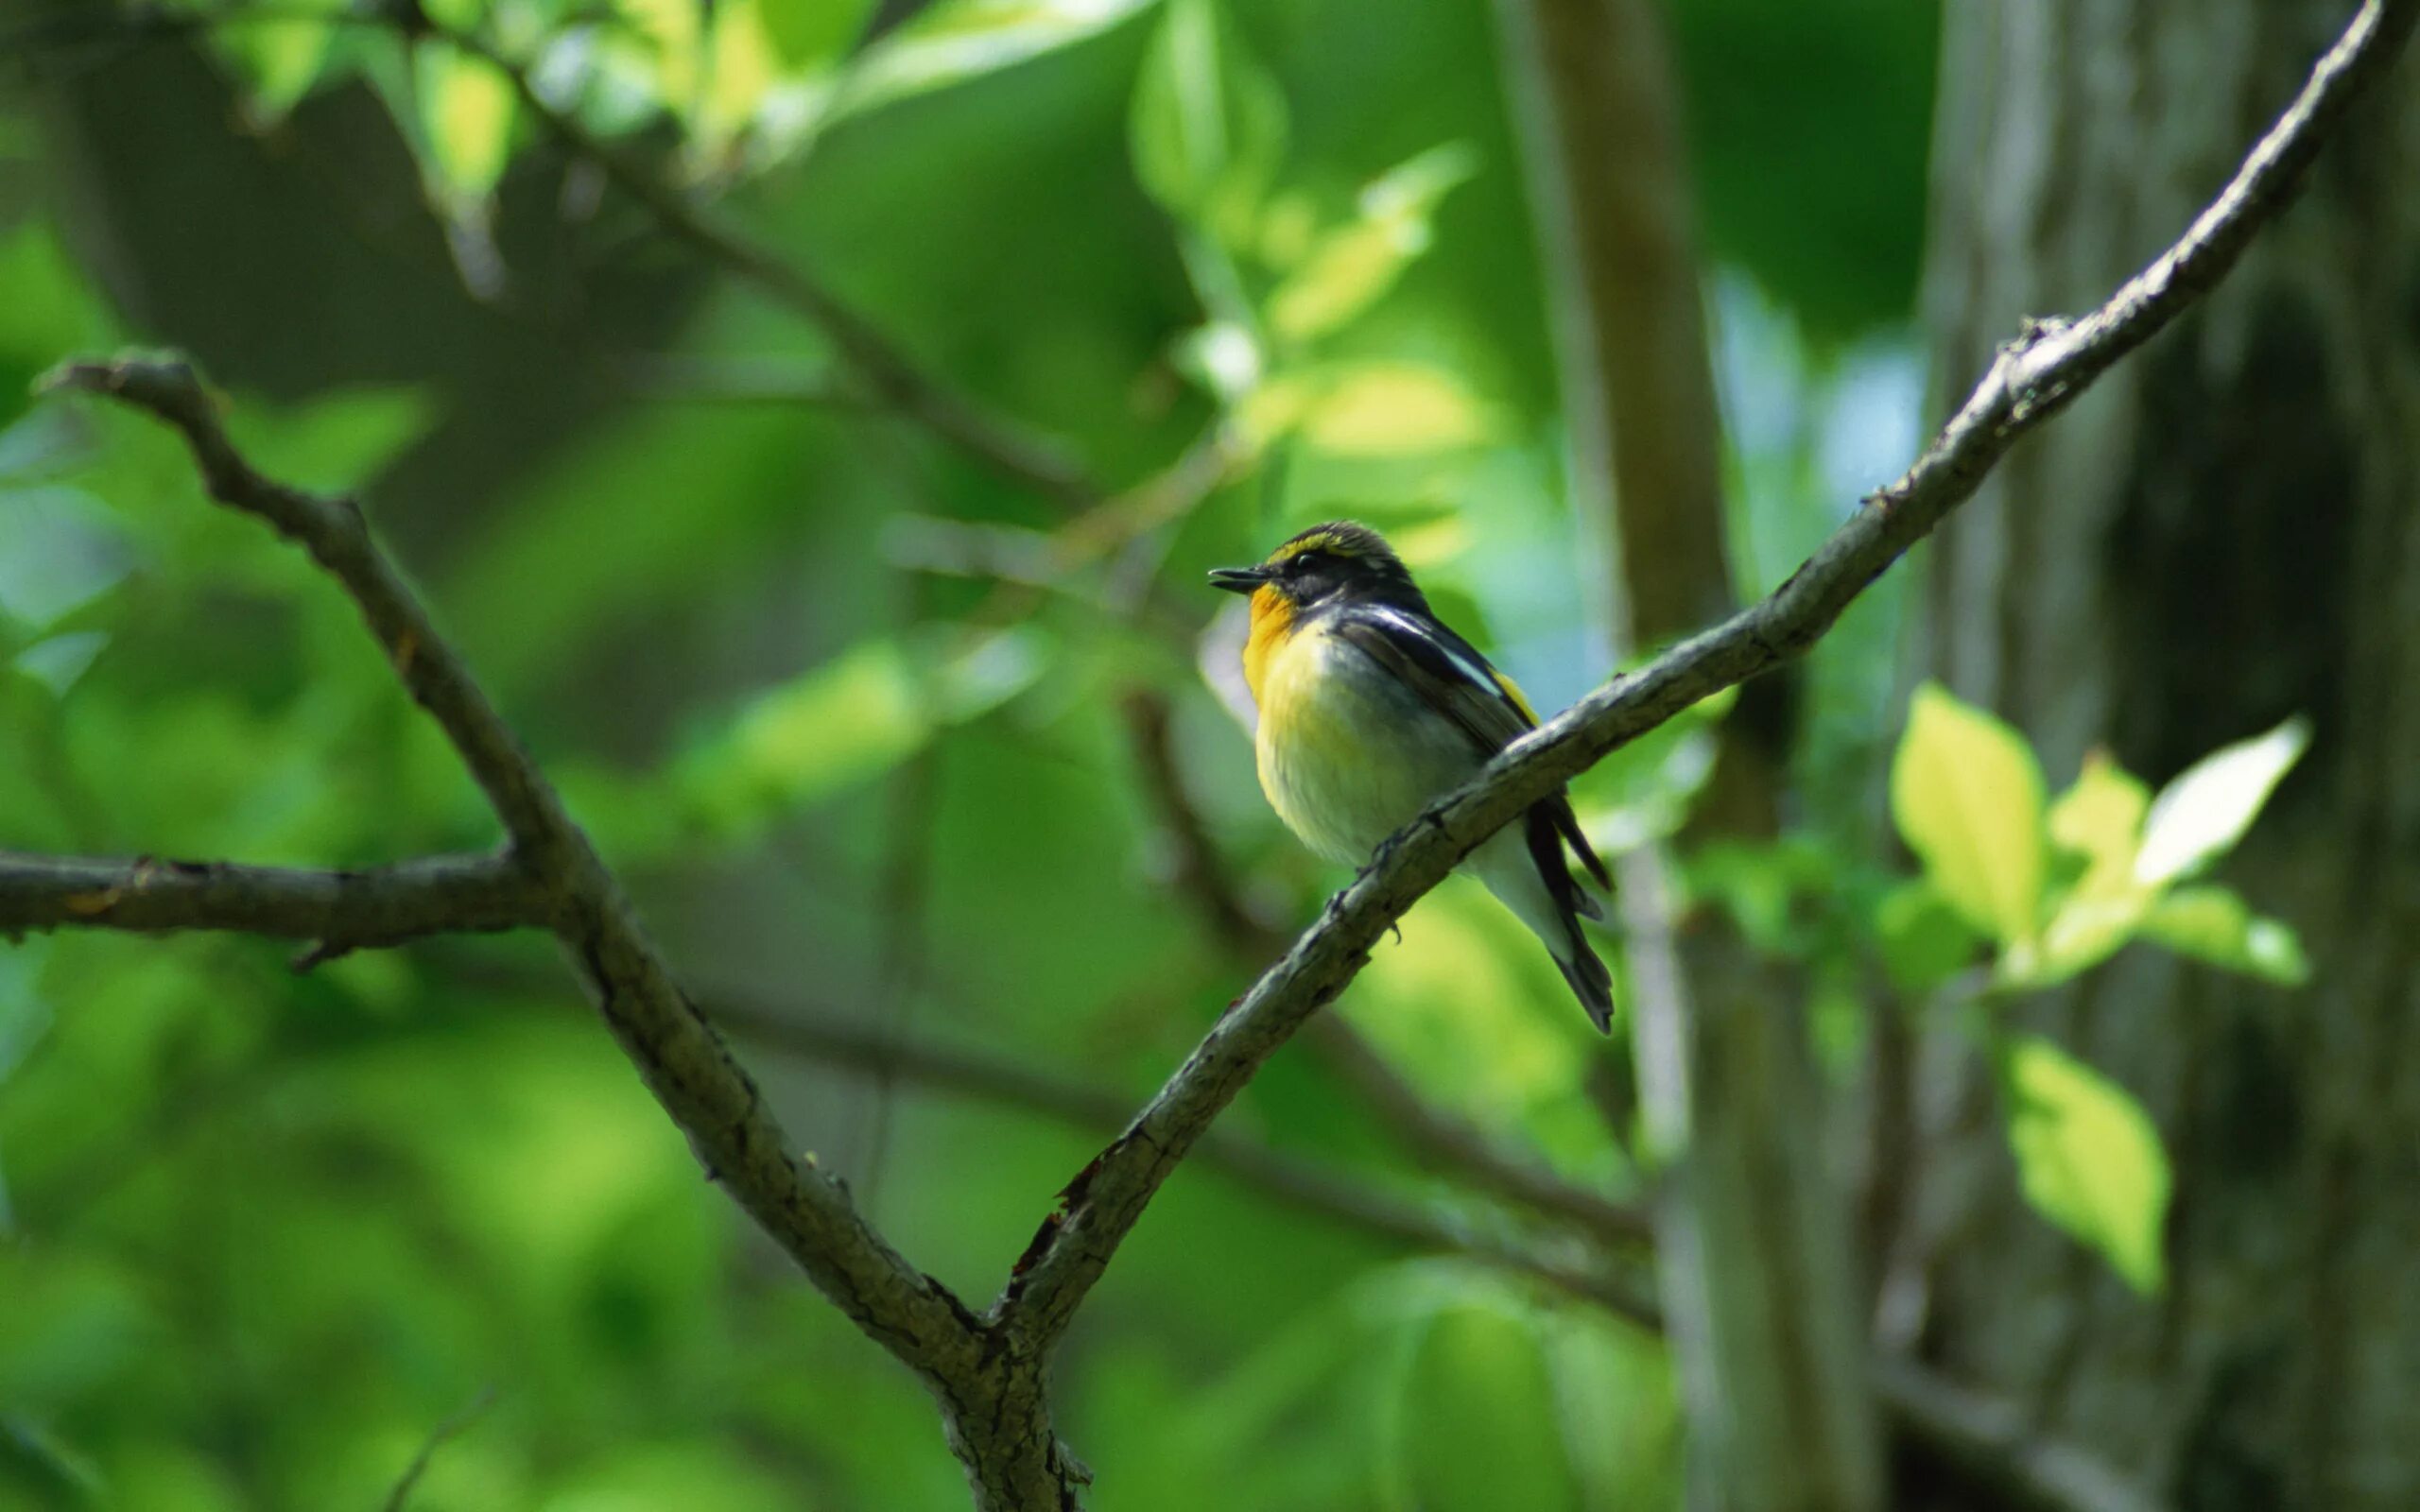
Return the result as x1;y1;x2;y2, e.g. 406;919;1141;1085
0;850;544;948
27;355;1013;1490
994;0;2415;1366
2;0;2406;1503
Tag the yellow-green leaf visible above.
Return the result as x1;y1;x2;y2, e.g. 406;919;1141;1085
1281;361;1491;455
417;44;516;199
2139;885;2309;987
1129;0;1287;229
1264;143;1477;342
2003;1034;2169;1294
2135;715;2309;885
2048;747;2149;898
1890;683;2048;947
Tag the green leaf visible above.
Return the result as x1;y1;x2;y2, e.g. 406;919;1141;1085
222;386;439;495
1129;0;1287;230
758;0;877;70
1243;360;1492;455
673;628;1048;840
2002;1034;2169;1294
219;14;337;119
2135;716;2309;886
416;43;517;201
1263;143;1478;342
834;0;1158;124
698;0;782;150
2023;892;2151;990
2048;748;2149;897
1890;683;2047;947
2139;885;2310;987
1874;881;1980;995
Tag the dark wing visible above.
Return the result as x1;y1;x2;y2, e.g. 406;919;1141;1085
1329;605;1614;896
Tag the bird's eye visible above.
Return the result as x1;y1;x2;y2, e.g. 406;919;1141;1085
1289;548;1327;572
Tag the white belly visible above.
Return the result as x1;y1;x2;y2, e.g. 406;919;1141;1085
1253;623;1482;866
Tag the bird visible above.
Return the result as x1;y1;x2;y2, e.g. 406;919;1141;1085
1208;521;1616;1031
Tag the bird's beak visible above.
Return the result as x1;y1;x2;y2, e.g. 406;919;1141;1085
1208;564;1270;595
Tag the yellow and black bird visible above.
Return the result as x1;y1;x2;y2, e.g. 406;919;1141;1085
1210;522;1616;1031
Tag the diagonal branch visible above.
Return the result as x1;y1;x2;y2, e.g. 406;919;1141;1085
708;993;1664;1328
0;850;544;947
994;0;2417;1350
33;357;988;1404
1118;689;1654;1247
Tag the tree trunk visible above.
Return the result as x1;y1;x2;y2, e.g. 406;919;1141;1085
1910;3;2420;1507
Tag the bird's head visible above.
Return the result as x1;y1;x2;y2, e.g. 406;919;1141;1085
1207;521;1420;612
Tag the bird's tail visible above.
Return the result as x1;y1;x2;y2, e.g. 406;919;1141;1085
1471;807;1617;1034
1548;913;1616;1034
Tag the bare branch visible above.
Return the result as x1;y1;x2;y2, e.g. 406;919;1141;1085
33;357;990;1419
381;1385;497;1512
0;850;544;948
1118;689;1653;1248
995;0;2418;1350
708;991;1662;1325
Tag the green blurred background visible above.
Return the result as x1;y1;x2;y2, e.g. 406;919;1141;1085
0;0;2371;1506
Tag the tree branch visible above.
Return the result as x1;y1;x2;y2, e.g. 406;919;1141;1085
1118;689;1654;1248
30;356;998;1459
708;991;1664;1327
994;0;2417;1352
721;990;2146;1512
0;850;544;949
9;0;2405;1503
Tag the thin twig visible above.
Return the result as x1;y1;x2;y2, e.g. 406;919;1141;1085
707;993;1663;1328
382;1386;497;1512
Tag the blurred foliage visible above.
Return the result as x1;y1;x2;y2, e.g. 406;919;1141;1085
0;0;2308;1506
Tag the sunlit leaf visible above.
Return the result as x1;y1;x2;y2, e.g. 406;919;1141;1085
1245;361;1492;455
1264;143;1477;342
2135;715;2309;886
416;44;517;200
1890;683;2046;948
2002;1034;2169;1294
2048;747;2149;897
222;386;438;494
2139;885;2309;987
699;0;782;151
219;14;337;119
2020;893;2153;991
1130;0;1287;232
834;0;1158;123
679;640;927;834
673;629;1049;839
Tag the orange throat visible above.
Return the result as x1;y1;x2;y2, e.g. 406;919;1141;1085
1241;586;1295;705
